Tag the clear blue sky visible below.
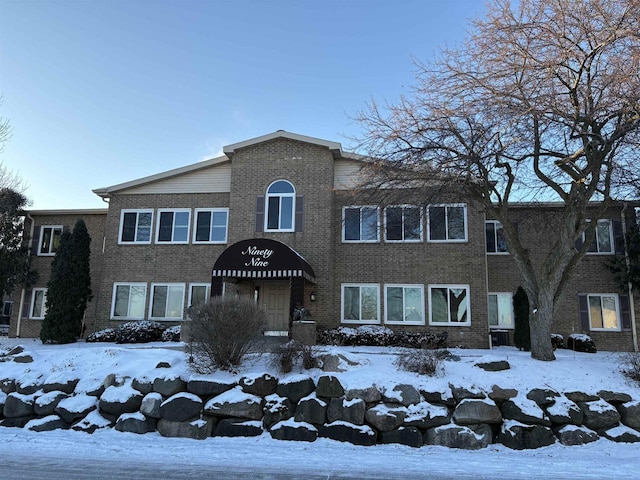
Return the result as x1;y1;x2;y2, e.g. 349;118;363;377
0;0;486;210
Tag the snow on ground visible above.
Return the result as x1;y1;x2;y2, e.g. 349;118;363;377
1;338;639;479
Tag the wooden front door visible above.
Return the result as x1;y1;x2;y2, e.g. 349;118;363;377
261;281;290;335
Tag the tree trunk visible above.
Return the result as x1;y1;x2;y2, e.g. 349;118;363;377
529;292;556;361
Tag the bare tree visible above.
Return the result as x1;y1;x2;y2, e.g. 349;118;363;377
354;0;640;360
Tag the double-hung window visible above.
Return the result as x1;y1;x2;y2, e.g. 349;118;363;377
486;221;508;253
488;293;514;328
119;210;153;244
194;208;228;244
156;209;191;244
428;204;467;242
429;285;470;325
384;206;422;242
188;283;211;308
341;284;380;323
584;294;620;331
343;206;379;242
265;180;295;232
385;285;424;324
111;283;147;319
39;226;63;255
584;220;614;254
30;288;47;319
150;283;185;320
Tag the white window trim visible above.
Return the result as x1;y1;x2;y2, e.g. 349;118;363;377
342;206;380;243
110;282;147;320
485;220;509;255
383;205;423;243
488;292;514;329
155;209;192;244
118;209;154;245
149;283;186;321
587;293;621;332
427;204;468;243
428;284;471;326
341;283;381;324
384;284;425;325
584;219;614;255
29;288;47;320
265;180;296;233
193;208;229;244
188;282;211;307
38;225;63;256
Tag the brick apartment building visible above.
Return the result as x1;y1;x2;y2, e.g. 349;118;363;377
7;131;639;351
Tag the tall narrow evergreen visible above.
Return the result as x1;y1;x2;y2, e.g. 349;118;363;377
513;286;531;351
40;220;92;344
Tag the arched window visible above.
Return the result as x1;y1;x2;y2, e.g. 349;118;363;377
265;180;295;231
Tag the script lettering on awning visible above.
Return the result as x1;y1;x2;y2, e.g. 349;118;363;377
242;246;274;267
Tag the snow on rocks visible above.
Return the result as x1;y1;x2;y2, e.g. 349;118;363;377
204;386;264;420
55;393;97;424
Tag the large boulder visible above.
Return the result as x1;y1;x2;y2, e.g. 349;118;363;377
71;411;114;434
526;388;558;407
403;401;450;429
618;400;640;430
239;374;277;397
602;425;640;443
420;387;455;406
55;394;98;424
3;392;35;418
319;421;377;446
157;417;215;440
545;395;583;425
74;377;105;397
501;395;551;426
365;403;407;432
153;373;186;397
453;398;502;425
581;399;621;431
187;377;236;398
204;387;263;420
214;418;263;437
270;419;318;442
327;397;366;425
0;378;16;394
263;394;294;428
379;426;423;448
43;372;79;394
16;373;43;395
160;392;203;422
345;386;382;404
115;412;157;434
276;375;315;404
424;423;492;449
555;425;599;446
475;360;510;372
131;376;154;395
498;421;556;449
140;392;163;419
316;376;344;399
450;384;486;402
382;384;421;406
598;390;632;405
34;391;68;417
294;393;327;425
488;386;518;405
99;383;144;417
25;415;68;432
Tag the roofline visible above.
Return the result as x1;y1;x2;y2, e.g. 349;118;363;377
223;130;343;158
25;208;108;216
93;155;230;198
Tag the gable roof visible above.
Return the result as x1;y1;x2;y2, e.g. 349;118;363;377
223;130;344;158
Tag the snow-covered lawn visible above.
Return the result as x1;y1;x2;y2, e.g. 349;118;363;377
1;338;639;479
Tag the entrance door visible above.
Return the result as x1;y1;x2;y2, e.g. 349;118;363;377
261;281;290;336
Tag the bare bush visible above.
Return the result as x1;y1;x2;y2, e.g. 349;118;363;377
620;353;640;385
394;348;445;376
270;340;318;374
188;296;266;372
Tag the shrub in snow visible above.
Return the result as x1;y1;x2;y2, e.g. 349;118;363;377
619;352;640;386
270;340;318;373
115;321;166;344
187;296;266;372
86;328;116;343
567;334;597;353
317;326;447;348
551;333;565;350
161;325;181;342
394;348;445;376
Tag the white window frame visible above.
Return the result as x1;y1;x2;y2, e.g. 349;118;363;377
488;292;514;329
29;288;47;320
38;225;63;256
149;283;186;321
384;205;423;243
111;282;147;320
265;180;296;232
342;206;380;243
341;283;380;324
155;209;191;244
587;293;621;331
193;208;229;244
584;219;614;255
428;284;471;326
118;209;154;245
427;204;468;243
188;283;211;308
384;284;425;325
485;220;509;254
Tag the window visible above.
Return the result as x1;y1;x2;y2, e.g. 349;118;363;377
149;283;185;320
2;301;12;318
265;180;295;232
488;293;514;328
429;285;470;325
111;283;147;319
39;226;63;255
384;206;422;242
194;209;228;243
30;288;47;319
486;221;508;253
189;283;211;307
586;294;620;331
584;220;614;254
343;206;379;242
385;285;424;324
156;209;190;244
427;204;467;242
341;284;380;323
119;210;153;244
